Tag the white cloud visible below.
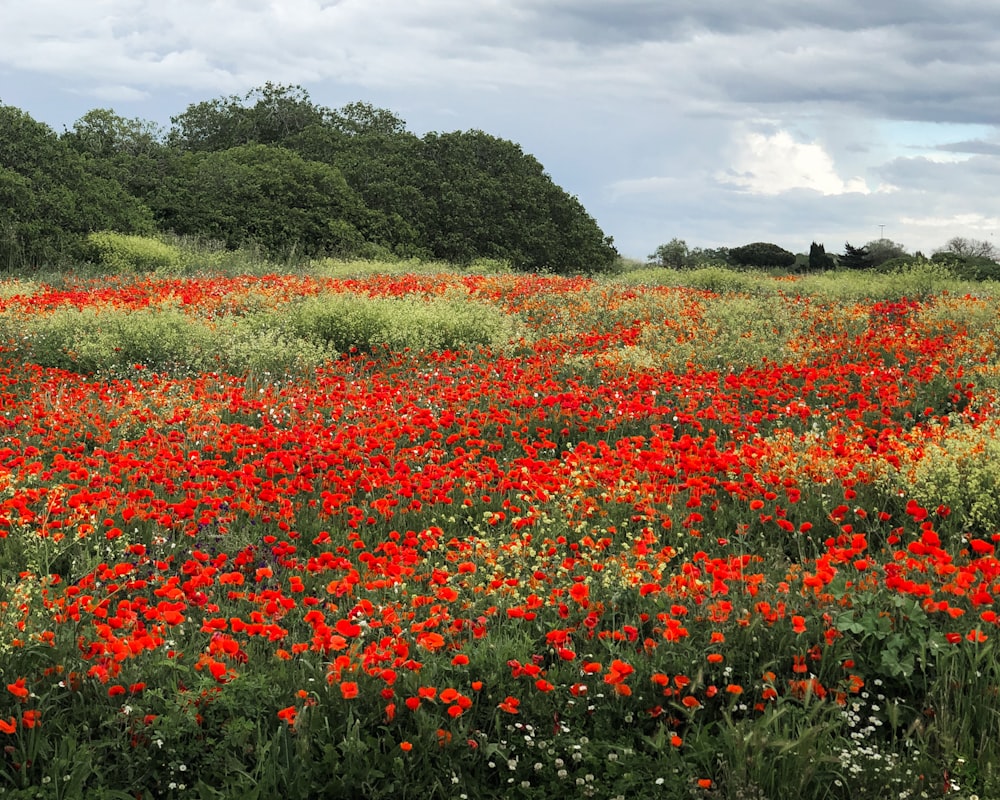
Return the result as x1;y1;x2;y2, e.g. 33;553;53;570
719;128;870;196
5;0;1000;260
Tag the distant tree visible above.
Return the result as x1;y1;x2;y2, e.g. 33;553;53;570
63;109;171;199
728;242;796;269
931;250;1000;281
937;236;998;261
411;130;617;272
808;242;835;271
330;101;407;138
689;246;730;267
864;238;909;270
149;144;365;258
840;242;869;270
0;104;152;269
648;238;690;269
168;83;332;152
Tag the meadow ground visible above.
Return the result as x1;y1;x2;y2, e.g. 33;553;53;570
0;263;999;798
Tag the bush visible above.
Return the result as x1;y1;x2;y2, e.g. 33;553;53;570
286;292;521;354
888;421;1000;541
5;304;214;373
83;231;181;273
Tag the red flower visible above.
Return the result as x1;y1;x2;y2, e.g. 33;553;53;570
340;681;359;699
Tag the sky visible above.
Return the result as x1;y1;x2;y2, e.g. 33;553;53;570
3;0;1000;261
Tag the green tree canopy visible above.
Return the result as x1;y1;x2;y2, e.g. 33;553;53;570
149;144;365;258
808;241;835;271
412;130;617;271
3;86;619;272
864;238;909;270
648;238;690;269
169;83;332;152
0;104;152;269
840;242;869;270
728;242;796;269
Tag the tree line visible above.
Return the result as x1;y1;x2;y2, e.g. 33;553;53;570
649;236;1000;280
0;83;618;272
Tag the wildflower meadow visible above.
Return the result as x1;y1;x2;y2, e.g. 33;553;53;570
1;263;999;798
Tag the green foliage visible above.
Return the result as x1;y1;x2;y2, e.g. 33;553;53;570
168;82;331;152
286;292;521;355
0;286;520;378
728;242;796;269
840;242;870;270
931;250;1000;281
413;130;618;272
671;266;774;294
83;231;181;273
864;238;910;269
150;144;366;260
891;421;1000;540
647;238;690;269
3;304;215;374
0;104;153;269
808;241;835;272
4;88;619;273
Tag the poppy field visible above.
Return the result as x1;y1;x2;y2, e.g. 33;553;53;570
1;265;1000;798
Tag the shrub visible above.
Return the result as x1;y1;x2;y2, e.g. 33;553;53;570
83;231;181;273
7;304;214;373
889;421;1000;541
286;292;520;355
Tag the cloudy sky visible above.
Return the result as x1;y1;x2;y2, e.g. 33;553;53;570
3;0;1000;260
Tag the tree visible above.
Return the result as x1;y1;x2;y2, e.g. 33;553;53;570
329;102;407;138
411;130;617;272
648;238;690;269
0;104;152;269
840;242;869;270
864;238;909;270
63;109;171;199
728;242;796;269
931;250;1000;281
149;144;365;258
689;246;730;267
168;83;331;152
937;236;998;261
808;242;835;271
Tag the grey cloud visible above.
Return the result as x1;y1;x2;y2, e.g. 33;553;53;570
935;139;1000;156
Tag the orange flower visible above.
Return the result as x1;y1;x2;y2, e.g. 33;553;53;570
22;710;40;729
0;717;16;735
400;741;413;752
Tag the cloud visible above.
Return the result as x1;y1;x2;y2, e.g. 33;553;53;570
935;139;1000;156
718;128;870;196
4;0;1000;261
